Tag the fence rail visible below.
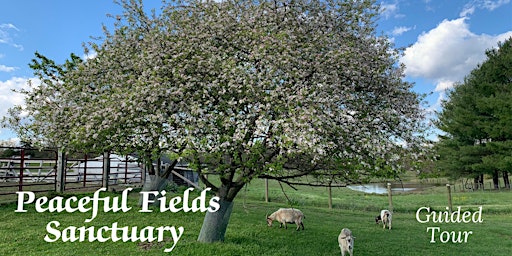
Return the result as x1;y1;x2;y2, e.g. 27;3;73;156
0;146;145;202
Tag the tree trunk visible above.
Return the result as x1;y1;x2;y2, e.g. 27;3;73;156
474;174;484;190
503;171;510;189
197;198;234;243
156;157;162;176
138;174;169;206
492;170;499;190
137;157;180;206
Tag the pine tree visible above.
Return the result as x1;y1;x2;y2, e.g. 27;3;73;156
436;38;512;189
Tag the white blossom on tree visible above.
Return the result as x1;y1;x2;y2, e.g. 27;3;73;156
2;0;427;243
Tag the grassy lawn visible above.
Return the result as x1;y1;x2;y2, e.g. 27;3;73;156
1;179;511;255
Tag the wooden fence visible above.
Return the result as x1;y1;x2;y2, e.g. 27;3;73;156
0;147;144;202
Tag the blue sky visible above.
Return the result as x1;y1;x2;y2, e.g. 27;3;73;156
1;0;511;143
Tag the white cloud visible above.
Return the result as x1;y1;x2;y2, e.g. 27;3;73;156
82;50;97;60
392;26;413;36
12;43;24;51
460;6;476;17
0;23;18;44
460;0;511;17
429;91;446;112
0;64;17;72
0;77;37;140
0;77;29;112
380;2;400;19
401;17;512;92
434;80;456;92
0;23;23;51
480;0;510;10
0;77;38;121
0;23;19;30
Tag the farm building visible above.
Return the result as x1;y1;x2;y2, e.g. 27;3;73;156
158;155;199;188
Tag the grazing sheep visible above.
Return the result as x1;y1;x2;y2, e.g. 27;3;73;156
266;208;305;231
338;228;355;256
380;209;392;230
375;214;382;224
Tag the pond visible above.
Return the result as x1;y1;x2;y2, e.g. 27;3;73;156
347;183;425;194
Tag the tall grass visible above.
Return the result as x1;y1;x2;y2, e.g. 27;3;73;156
1;179;511;255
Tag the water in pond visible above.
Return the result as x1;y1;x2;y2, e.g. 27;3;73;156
347;183;419;194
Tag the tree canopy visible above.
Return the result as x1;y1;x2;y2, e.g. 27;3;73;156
2;0;427;242
435;37;512;188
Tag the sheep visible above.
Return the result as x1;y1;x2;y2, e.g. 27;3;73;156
375;214;382;224
338;228;355;256
380;209;392;230
266;208;305;231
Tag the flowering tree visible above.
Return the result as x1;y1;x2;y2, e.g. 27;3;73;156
3;1;187;185
3;0;426;243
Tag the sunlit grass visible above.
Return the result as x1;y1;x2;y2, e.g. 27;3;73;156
1;178;511;255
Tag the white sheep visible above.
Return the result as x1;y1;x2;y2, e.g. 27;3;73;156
380;209;392;230
338;228;355;256
266;208;305;231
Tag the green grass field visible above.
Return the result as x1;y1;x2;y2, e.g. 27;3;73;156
1;179;511;255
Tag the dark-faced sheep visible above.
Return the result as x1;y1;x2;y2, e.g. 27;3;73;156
266;208;305;231
375;214;382;224
338;228;355;256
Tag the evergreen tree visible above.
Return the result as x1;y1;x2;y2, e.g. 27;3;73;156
436;38;512;189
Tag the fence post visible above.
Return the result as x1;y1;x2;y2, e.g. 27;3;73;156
18;148;25;191
328;182;333;209
56;148;66;193
102;151;110;190
387;183;393;212
83;154;88;187
124;155;129;184
265;178;269;203
447;184;453;214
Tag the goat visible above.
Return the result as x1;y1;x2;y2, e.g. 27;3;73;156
338;228;355;256
266;208;305;231
380;209;392;230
